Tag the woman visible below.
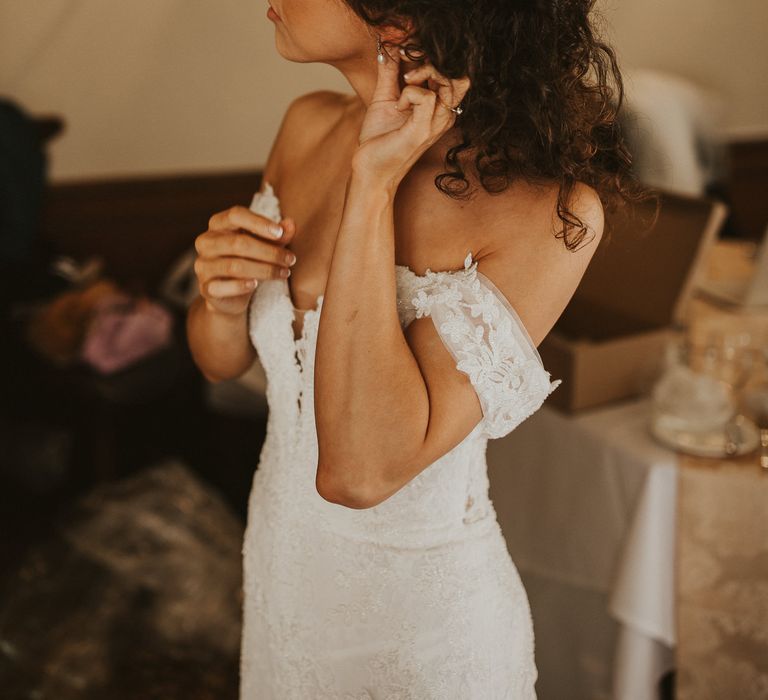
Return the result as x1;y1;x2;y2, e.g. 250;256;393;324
187;0;646;696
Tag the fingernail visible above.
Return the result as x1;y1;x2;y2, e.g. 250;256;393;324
403;71;412;80
270;224;283;238
280;268;291;278
246;279;257;288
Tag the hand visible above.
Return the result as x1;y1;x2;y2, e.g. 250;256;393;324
194;203;297;316
353;45;471;188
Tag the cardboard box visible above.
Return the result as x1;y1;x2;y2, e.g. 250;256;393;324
539;190;728;413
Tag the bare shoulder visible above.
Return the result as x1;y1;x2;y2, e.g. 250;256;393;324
261;90;357;190
288;89;355;115
476;179;605;347
284;89;354;135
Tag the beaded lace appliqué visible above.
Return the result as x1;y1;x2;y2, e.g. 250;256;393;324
407;251;562;440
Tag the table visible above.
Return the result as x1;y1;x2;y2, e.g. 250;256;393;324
487;392;767;700
487;397;677;700
675;452;768;699
486;239;768;699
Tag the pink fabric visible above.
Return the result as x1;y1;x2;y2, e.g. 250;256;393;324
81;293;173;374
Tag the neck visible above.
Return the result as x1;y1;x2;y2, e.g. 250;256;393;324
329;48;387;109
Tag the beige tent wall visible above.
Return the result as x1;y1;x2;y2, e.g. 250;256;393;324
0;0;347;182
2;0;766;183
598;0;768;141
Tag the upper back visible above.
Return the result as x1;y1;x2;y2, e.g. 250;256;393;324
259;89;603;344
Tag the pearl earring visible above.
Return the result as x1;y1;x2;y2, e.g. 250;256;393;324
376;36;385;64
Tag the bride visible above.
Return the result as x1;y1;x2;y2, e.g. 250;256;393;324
187;0;645;696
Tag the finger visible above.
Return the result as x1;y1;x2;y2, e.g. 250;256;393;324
403;63;452;89
196;230;297;268
196;256;291;283
205;277;259;298
371;38;402;103
395;85;440;128
208;205;286;241
403;63;456;112
404;64;471;113
453;75;472;103
410;61;471;99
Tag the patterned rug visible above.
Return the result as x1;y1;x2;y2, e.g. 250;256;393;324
0;460;244;699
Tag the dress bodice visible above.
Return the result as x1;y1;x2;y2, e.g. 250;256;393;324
245;181;561;547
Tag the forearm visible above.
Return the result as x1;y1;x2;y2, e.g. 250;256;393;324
314;170;429;501
186;294;257;382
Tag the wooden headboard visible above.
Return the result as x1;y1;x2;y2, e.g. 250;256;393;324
40;169;263;294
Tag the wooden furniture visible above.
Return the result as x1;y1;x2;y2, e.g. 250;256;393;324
39;169;264;294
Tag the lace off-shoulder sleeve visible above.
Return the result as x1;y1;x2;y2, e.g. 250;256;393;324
412;252;563;440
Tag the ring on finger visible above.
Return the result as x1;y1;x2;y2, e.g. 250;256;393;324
435;94;464;115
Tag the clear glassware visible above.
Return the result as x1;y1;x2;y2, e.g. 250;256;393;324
647;327;767;457
651;333;737;438
690;328;755;398
720;330;755;392
737;335;768;469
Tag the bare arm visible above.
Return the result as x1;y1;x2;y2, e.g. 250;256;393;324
315;170;604;509
186;293;258;383
314;170;428;506
186;199;297;382
186;186;298;384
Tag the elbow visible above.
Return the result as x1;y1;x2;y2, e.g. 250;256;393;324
315;461;387;510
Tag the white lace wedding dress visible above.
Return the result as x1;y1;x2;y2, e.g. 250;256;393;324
239;181;562;699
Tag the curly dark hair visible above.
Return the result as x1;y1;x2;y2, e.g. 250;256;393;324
342;0;657;251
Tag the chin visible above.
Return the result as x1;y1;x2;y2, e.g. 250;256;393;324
271;35;318;64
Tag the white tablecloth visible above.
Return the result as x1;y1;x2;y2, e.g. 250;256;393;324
487;396;678;700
